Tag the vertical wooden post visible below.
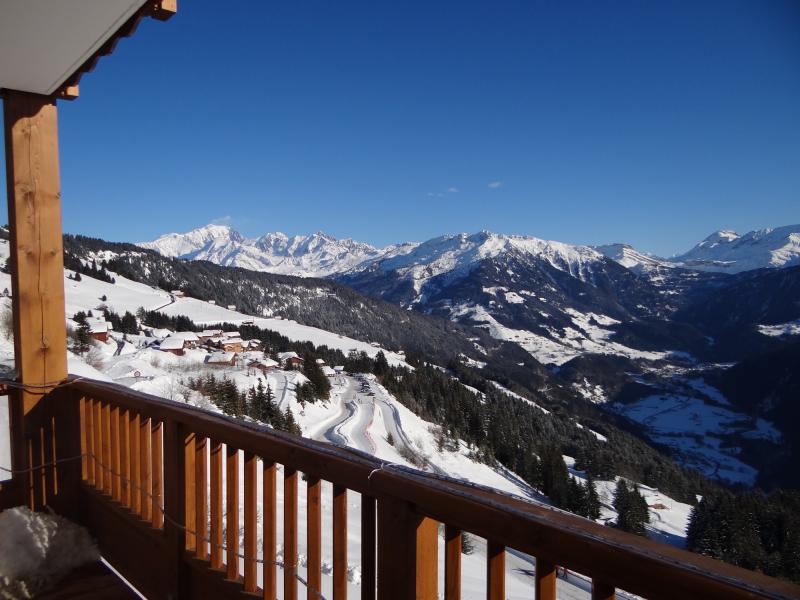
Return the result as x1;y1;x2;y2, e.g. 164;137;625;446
3;91;68;510
195;436;208;558
307;476;322;600
361;496;377;600
333;485;348;600
263;460;277;600
444;526;461;600
243;452;257;593
210;441;223;570
225;446;239;581
535;558;556;600
151;420;164;528
163;420;188;600
486;542;505;600
377;497;438;600
284;467;298;600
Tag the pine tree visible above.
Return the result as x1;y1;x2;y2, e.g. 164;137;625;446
373;350;389;377
75;321;92;355
585;474;602;520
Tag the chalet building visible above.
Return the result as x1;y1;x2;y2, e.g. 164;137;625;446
315;358;326;365
227;304;236;310
0;4;795;600
170;331;200;349
334;365;346;374
321;365;336;377
171;290;185;297
87;320;110;342
249;358;279;374
159;337;186;356
198;329;224;344
206;352;238;367
221;338;244;353
245;339;263;351
208;300;216;305
277;351;303;368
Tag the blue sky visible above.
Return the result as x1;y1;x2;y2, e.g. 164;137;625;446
3;0;799;256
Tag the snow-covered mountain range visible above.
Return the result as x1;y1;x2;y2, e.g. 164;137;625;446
138;224;406;278
140;223;800;279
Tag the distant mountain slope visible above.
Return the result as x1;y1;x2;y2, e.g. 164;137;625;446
671;225;800;273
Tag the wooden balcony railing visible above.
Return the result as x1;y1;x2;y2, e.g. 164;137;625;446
2;376;799;600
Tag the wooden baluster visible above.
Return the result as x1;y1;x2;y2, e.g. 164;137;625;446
307;476;322;600
163;420;190;599
93;400;102;488
284;467;298;600
119;408;129;507
592;580;615;600
80;397;89;483
210;441;223;570
333;484;347;600
151;420;164;528
225;445;239;581
130;412;141;514
263;460;277;600
244;452;258;593
140;416;152;522
445;526;461;600
195;436;208;558
101;402;111;495
110;405;120;501
486;542;505;600
83;397;93;485
184;432;196;551
377;498;437;600
361;496;376;600
535;559;556;600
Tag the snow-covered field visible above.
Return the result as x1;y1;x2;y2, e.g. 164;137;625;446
453;303;669;366
0;261;697;599
612;393;779;485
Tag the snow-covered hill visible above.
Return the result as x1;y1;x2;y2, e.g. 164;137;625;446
138;225;407;278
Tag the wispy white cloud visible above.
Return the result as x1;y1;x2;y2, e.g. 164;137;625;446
488;180;503;189
447;187;459;193
211;215;233;225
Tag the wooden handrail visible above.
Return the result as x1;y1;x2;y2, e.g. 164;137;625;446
5;376;797;600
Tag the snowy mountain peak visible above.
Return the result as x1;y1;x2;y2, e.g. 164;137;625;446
672;224;800;273
139;224;388;278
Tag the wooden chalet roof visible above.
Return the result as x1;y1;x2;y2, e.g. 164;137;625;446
0;0;175;100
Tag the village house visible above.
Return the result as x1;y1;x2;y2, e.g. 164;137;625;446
221;337;244;353
277;351;303;368
171;290;185;297
334;365;346;374
321;365;336;377
227;304;236;310
249;358;279;374
197;329;224;345
206;352;238;367
169;331;200;349
315;358;326;365
159;337;186;356
87;320;111;343
245;339;263;351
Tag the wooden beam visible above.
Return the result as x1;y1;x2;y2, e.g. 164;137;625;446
149;0;177;21
3;91;68;509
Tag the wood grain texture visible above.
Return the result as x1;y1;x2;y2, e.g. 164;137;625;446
151;420;163;528
4;92;68;509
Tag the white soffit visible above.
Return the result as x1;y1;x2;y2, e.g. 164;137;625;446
0;0;147;95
